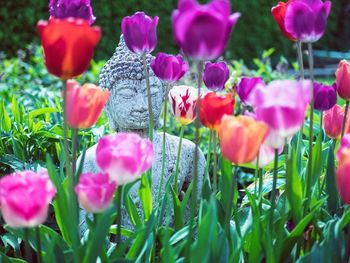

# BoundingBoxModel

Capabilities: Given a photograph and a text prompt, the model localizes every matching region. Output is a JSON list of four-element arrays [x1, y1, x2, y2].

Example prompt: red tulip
[[200, 92, 235, 130], [37, 18, 101, 79], [271, 1, 297, 41]]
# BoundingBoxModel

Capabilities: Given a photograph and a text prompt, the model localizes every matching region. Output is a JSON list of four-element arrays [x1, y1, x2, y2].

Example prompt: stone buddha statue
[[79, 36, 206, 231]]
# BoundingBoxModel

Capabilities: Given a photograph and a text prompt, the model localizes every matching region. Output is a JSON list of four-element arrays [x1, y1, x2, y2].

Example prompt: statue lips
[[131, 112, 149, 122]]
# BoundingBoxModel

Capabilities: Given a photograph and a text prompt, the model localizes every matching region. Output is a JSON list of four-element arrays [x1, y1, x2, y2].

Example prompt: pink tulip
[[96, 133, 154, 185], [0, 170, 56, 228], [323, 104, 350, 139], [336, 134, 350, 162], [168, 85, 199, 125], [251, 80, 312, 148], [336, 60, 350, 101], [75, 173, 116, 213]]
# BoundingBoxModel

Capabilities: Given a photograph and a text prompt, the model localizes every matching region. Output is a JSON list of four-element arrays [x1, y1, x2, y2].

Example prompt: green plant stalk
[[116, 186, 123, 247], [341, 101, 349, 138], [305, 42, 315, 215], [258, 168, 263, 212], [72, 128, 78, 179], [296, 41, 304, 172], [62, 80, 79, 262], [317, 111, 324, 199], [24, 228, 31, 262], [269, 149, 279, 231], [142, 53, 154, 141], [35, 227, 42, 263], [255, 152, 260, 194], [157, 85, 170, 205], [212, 132, 218, 193], [174, 125, 185, 192], [224, 165, 239, 235], [185, 61, 204, 263], [205, 130, 213, 185]]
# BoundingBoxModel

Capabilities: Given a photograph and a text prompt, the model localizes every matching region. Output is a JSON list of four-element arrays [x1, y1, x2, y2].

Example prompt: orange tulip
[[336, 154, 350, 205], [323, 104, 350, 139], [37, 18, 101, 79], [336, 60, 350, 101], [200, 92, 235, 130], [66, 80, 110, 129], [217, 115, 268, 164]]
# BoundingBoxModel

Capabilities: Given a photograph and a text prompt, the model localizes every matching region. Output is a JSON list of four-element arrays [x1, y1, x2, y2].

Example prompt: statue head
[[99, 35, 165, 132]]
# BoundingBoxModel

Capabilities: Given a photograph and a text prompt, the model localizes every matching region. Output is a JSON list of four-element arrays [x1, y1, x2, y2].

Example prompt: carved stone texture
[[78, 35, 206, 234]]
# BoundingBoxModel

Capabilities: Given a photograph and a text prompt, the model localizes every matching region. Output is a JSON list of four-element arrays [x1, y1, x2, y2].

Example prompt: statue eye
[[117, 89, 133, 99]]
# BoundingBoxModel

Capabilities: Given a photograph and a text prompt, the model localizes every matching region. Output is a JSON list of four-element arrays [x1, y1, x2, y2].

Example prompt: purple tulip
[[121, 12, 159, 54], [203, 61, 229, 91], [150, 53, 189, 84], [284, 0, 332, 43], [314, 82, 337, 111], [237, 77, 265, 104], [251, 80, 312, 148], [49, 0, 96, 25], [172, 0, 240, 61]]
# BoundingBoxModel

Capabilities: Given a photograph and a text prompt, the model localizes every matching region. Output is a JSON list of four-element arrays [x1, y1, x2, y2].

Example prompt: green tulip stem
[[72, 128, 78, 179], [269, 149, 279, 231], [341, 101, 349, 138], [305, 42, 315, 216], [24, 228, 31, 262], [205, 130, 213, 186], [185, 60, 204, 263], [116, 186, 123, 247], [142, 53, 154, 141], [174, 125, 185, 192], [297, 41, 304, 80], [255, 151, 260, 194], [224, 165, 239, 235], [35, 227, 42, 263], [212, 132, 218, 193], [157, 84, 170, 205]]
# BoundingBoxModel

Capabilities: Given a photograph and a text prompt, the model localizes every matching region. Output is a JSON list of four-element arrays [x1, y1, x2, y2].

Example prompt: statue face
[[106, 76, 164, 131]]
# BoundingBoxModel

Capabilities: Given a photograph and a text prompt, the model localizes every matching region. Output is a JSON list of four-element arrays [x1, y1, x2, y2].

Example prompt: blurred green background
[[0, 0, 349, 63]]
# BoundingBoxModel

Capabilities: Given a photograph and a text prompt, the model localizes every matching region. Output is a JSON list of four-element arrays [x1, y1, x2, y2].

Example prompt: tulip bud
[[96, 133, 154, 185], [236, 77, 265, 105], [203, 62, 230, 91], [200, 92, 234, 130], [336, 60, 350, 101], [0, 170, 56, 228], [150, 53, 188, 84], [121, 12, 159, 54], [168, 85, 199, 125], [313, 82, 337, 111], [66, 80, 110, 129], [324, 105, 350, 139], [75, 173, 116, 213], [217, 115, 268, 164]]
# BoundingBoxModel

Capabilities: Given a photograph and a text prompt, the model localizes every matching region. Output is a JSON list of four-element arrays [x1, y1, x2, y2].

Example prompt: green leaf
[[11, 96, 21, 123], [325, 142, 339, 214], [170, 185, 184, 230], [0, 100, 11, 132], [125, 194, 142, 227], [82, 205, 116, 263], [138, 173, 152, 221], [285, 150, 303, 223], [28, 107, 59, 118]]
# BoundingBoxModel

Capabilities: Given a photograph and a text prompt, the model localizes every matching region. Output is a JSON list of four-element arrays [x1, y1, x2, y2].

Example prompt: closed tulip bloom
[[336, 134, 350, 161], [150, 53, 189, 84], [217, 115, 268, 164], [336, 60, 350, 101], [37, 18, 101, 79], [284, 0, 332, 43], [75, 173, 116, 213], [236, 77, 265, 105], [336, 153, 350, 205], [169, 85, 199, 125], [96, 133, 154, 185], [172, 0, 240, 61], [323, 105, 350, 139], [313, 82, 337, 111], [66, 80, 110, 129], [200, 92, 234, 129], [203, 62, 230, 91], [121, 12, 159, 54], [251, 80, 312, 148], [0, 170, 56, 228], [271, 1, 297, 41], [49, 0, 96, 25]]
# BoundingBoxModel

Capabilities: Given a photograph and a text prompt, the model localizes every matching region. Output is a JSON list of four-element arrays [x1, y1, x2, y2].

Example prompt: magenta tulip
[[313, 82, 337, 111], [75, 173, 116, 213], [203, 61, 230, 91], [251, 80, 312, 148], [150, 53, 189, 84], [121, 12, 159, 54], [0, 170, 56, 228], [236, 77, 265, 105], [96, 133, 154, 185], [49, 0, 96, 25], [172, 0, 240, 61], [284, 0, 332, 43]]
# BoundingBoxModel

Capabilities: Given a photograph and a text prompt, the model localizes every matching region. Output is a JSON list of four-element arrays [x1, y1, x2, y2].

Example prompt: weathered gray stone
[[78, 35, 206, 234]]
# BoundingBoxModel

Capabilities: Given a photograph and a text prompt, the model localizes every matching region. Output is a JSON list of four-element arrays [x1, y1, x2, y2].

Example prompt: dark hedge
[[1, 0, 349, 63]]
